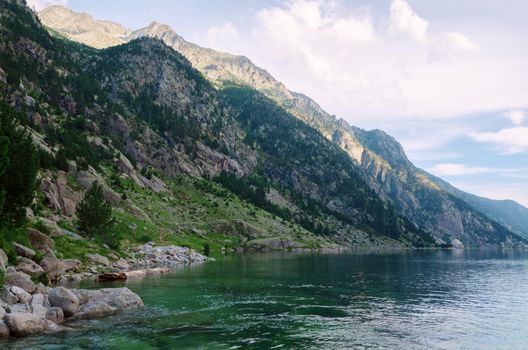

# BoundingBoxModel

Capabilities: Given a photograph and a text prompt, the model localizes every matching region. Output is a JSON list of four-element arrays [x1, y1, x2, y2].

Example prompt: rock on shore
[[0, 284, 143, 338]]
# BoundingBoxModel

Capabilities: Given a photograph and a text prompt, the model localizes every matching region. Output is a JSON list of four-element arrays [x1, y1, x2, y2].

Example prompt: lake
[[5, 249, 528, 349]]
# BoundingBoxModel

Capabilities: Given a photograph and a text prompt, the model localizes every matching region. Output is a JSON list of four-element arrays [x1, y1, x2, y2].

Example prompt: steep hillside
[[0, 0, 436, 253], [37, 5, 528, 246]]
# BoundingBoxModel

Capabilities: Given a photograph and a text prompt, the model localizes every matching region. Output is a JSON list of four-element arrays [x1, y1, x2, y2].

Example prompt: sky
[[28, 0, 528, 207]]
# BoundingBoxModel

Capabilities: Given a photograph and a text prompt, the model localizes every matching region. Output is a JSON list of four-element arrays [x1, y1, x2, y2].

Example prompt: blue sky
[[29, 0, 528, 206]]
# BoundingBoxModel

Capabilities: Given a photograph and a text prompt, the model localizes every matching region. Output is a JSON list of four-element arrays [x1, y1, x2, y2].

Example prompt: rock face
[[5, 313, 46, 337], [48, 287, 79, 317]]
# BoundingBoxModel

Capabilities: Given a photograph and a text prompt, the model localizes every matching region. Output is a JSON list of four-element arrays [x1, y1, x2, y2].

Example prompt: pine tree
[[76, 182, 119, 248], [0, 102, 39, 225]]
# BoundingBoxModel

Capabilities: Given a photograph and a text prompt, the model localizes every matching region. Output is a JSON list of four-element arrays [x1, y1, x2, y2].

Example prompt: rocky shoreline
[[0, 231, 210, 340]]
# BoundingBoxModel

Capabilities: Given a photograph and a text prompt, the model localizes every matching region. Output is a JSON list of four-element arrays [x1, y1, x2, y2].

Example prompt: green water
[[5, 249, 528, 349]]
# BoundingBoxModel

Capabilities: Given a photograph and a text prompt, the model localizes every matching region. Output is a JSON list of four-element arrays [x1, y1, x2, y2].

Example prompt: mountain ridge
[[33, 4, 528, 245]]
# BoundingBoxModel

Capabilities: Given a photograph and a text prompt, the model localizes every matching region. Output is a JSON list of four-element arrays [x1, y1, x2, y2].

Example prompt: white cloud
[[471, 127, 528, 154], [26, 0, 68, 11], [428, 163, 492, 176], [198, 0, 527, 128], [503, 110, 527, 125], [205, 22, 238, 49], [443, 32, 480, 52], [389, 0, 429, 43]]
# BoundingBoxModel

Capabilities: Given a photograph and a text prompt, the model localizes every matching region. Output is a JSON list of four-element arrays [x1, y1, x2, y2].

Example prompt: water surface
[[5, 249, 528, 349]]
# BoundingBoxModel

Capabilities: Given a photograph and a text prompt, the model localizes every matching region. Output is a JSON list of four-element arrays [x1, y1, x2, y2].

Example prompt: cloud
[[389, 0, 429, 43], [26, 0, 68, 11], [443, 32, 480, 52], [471, 127, 528, 153], [503, 110, 527, 125], [204, 22, 238, 49], [428, 163, 492, 176], [198, 0, 526, 128]]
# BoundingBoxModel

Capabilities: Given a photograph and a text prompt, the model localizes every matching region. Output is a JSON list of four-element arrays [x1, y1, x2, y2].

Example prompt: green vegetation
[[76, 182, 120, 249], [0, 101, 39, 226], [0, 268, 5, 288]]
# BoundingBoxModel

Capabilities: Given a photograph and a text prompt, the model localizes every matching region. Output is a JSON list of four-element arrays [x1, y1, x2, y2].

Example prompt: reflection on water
[[4, 249, 528, 349]]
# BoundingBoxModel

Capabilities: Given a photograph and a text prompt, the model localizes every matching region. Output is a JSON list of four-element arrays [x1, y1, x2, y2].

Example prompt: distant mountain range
[[1, 1, 525, 250]]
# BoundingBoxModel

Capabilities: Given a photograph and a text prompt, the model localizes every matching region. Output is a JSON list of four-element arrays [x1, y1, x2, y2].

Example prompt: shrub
[[31, 220, 51, 235]]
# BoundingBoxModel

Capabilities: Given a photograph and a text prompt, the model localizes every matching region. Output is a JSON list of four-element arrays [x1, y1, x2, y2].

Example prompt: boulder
[[68, 302, 116, 321], [0, 287, 18, 304], [13, 243, 36, 259], [35, 283, 50, 295], [10, 286, 32, 304], [39, 254, 60, 280], [49, 228, 83, 240], [108, 253, 119, 260], [112, 259, 130, 271], [58, 259, 82, 273], [46, 307, 64, 325], [27, 228, 55, 254], [31, 294, 48, 319], [0, 320, 9, 338], [41, 256, 82, 281], [0, 306, 5, 319], [6, 271, 37, 293], [87, 254, 110, 266], [451, 239, 465, 249], [48, 287, 79, 317], [16, 257, 45, 278], [5, 312, 45, 337], [0, 249, 8, 270], [7, 303, 31, 314]]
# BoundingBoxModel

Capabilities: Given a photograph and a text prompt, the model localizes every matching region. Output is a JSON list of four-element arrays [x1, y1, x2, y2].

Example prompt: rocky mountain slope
[[37, 5, 528, 246], [1, 0, 431, 253]]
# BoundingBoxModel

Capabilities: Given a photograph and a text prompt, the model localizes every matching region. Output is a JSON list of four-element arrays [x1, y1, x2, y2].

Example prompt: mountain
[[37, 4, 528, 246], [1, 0, 450, 253]]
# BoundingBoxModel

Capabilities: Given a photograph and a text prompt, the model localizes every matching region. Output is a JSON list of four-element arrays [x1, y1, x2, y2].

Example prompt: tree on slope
[[0, 102, 39, 226], [76, 182, 119, 249]]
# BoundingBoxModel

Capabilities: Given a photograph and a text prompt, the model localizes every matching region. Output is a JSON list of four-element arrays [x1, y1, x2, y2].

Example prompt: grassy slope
[[49, 165, 339, 261]]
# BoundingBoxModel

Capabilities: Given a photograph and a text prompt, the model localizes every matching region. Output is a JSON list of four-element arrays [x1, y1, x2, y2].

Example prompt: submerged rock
[[73, 288, 143, 312], [68, 302, 117, 321]]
